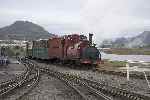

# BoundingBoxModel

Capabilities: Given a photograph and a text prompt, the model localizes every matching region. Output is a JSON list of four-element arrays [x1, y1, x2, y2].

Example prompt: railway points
[[23, 58, 150, 100]]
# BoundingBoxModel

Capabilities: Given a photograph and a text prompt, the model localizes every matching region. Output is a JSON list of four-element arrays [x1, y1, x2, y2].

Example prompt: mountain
[[127, 31, 150, 47], [0, 21, 54, 40], [101, 31, 150, 48]]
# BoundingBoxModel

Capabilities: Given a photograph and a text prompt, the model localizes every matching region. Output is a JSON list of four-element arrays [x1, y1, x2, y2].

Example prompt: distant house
[[100, 40, 113, 48], [0, 40, 27, 48]]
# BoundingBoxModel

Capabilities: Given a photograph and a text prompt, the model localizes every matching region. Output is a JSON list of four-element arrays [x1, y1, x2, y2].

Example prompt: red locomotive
[[27, 33, 101, 66]]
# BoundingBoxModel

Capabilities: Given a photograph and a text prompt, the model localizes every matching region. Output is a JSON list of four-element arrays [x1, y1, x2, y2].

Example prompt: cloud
[[0, 0, 150, 44], [80, 0, 150, 43]]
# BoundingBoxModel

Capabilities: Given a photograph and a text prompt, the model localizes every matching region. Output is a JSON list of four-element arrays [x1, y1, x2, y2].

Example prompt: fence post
[[126, 62, 130, 81]]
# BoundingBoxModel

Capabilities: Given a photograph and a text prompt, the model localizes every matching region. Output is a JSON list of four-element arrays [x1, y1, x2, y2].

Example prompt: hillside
[[101, 31, 150, 48], [127, 31, 150, 47], [0, 21, 54, 40]]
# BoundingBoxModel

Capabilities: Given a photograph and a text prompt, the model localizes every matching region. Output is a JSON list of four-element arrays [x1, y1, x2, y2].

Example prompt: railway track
[[15, 68, 40, 100], [25, 58, 150, 100], [35, 59, 150, 80], [44, 68, 113, 100], [40, 68, 150, 100], [0, 61, 30, 90], [0, 58, 40, 100], [26, 59, 112, 100]]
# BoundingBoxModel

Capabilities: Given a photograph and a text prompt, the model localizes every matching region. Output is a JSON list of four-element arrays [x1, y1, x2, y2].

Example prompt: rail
[[0, 58, 40, 99]]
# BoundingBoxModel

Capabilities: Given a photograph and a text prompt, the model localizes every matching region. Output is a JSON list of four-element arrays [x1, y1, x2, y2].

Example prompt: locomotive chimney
[[89, 33, 93, 46]]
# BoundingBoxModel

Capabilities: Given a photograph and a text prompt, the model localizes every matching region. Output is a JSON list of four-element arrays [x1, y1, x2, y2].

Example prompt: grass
[[97, 59, 126, 70], [4, 46, 26, 57], [103, 48, 150, 55]]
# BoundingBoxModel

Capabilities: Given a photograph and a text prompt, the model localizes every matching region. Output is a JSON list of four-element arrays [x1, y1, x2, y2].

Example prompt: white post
[[139, 61, 150, 89], [126, 63, 130, 81], [143, 71, 150, 88]]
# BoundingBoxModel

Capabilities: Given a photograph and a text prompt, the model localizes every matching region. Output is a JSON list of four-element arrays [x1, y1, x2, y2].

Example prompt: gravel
[[21, 74, 82, 100], [1, 59, 150, 100], [37, 62, 150, 97], [0, 58, 25, 83]]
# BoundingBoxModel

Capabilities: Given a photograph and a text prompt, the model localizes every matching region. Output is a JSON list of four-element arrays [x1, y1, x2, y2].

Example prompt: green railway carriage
[[32, 47, 49, 59], [32, 48, 37, 58], [31, 39, 49, 60], [39, 48, 49, 59]]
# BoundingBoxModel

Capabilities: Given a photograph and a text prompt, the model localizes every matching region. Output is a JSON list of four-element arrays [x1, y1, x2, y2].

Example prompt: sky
[[0, 0, 150, 43]]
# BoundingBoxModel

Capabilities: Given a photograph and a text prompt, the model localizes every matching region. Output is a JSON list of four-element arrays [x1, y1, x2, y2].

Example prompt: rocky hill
[[101, 31, 150, 48], [0, 21, 54, 40], [127, 31, 150, 47]]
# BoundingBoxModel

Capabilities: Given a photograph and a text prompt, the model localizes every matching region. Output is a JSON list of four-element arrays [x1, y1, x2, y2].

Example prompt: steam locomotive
[[26, 33, 101, 66]]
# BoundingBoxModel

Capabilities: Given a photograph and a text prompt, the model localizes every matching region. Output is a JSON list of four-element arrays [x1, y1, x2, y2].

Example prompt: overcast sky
[[0, 0, 150, 43]]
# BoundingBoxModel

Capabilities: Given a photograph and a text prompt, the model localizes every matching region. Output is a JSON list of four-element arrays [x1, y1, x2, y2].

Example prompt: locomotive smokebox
[[89, 33, 93, 46]]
